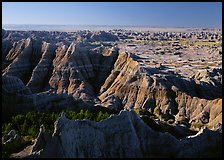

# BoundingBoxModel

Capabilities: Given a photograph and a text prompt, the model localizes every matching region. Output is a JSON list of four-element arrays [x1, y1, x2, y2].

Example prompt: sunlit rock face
[[48, 42, 119, 101], [99, 51, 222, 128]]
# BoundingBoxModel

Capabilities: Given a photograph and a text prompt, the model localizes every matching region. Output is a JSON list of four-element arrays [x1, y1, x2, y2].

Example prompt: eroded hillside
[[2, 29, 222, 158]]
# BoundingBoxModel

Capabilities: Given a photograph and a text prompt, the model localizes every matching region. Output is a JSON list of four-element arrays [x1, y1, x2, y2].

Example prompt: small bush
[[2, 123, 13, 135], [191, 123, 205, 129], [179, 118, 191, 128], [167, 119, 175, 124], [161, 114, 175, 122]]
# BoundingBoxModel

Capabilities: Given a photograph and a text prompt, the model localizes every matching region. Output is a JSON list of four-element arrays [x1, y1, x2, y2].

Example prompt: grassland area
[[129, 39, 220, 47]]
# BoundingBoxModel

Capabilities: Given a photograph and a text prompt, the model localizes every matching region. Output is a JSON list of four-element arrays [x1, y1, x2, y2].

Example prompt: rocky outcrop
[[3, 38, 43, 84], [2, 75, 35, 119], [192, 68, 222, 86], [49, 42, 119, 101], [2, 32, 119, 115], [2, 130, 18, 144], [175, 93, 222, 130], [2, 130, 27, 157], [2, 75, 78, 118], [2, 39, 12, 64], [2, 35, 222, 130], [88, 31, 119, 42], [2, 30, 222, 158], [25, 110, 222, 158], [2, 75, 32, 95], [26, 42, 57, 93], [2, 32, 119, 101], [99, 51, 222, 129]]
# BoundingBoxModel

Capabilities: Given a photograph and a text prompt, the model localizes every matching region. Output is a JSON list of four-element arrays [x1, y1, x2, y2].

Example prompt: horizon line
[[2, 24, 222, 29]]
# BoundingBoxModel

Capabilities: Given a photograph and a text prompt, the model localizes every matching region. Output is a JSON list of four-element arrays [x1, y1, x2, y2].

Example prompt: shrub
[[191, 123, 205, 129], [134, 108, 140, 114], [167, 119, 175, 124], [2, 123, 13, 135], [161, 114, 175, 122], [179, 119, 191, 128]]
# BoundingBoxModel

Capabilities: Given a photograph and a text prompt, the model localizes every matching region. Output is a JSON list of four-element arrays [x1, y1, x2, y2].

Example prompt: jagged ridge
[[24, 110, 221, 158]]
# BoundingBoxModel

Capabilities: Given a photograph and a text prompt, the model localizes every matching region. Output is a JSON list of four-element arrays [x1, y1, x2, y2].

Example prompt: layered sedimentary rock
[[2, 30, 222, 128], [2, 75, 77, 119], [99, 51, 222, 129], [2, 34, 119, 100], [2, 29, 222, 158], [2, 39, 12, 64], [3, 38, 43, 84], [26, 42, 57, 93], [24, 110, 222, 158], [49, 42, 119, 101], [2, 32, 119, 116]]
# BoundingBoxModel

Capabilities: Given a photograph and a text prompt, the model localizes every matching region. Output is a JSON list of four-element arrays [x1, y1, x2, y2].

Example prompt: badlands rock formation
[[24, 111, 221, 158], [2, 29, 222, 158], [2, 30, 119, 117], [99, 51, 222, 129], [2, 75, 76, 120]]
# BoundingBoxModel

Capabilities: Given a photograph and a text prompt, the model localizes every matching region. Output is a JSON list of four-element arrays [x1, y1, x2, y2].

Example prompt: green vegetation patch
[[2, 109, 112, 158], [2, 109, 112, 139], [194, 41, 219, 46]]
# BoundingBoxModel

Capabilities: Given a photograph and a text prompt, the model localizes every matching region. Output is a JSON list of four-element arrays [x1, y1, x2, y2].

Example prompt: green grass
[[194, 41, 219, 46], [179, 40, 190, 45]]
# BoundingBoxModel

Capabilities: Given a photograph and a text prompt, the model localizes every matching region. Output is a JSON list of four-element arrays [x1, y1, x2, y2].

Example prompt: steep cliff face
[[2, 39, 13, 65], [2, 35, 119, 116], [49, 42, 119, 101], [2, 75, 77, 119], [3, 38, 43, 84], [2, 36, 119, 99], [99, 51, 222, 128], [26, 42, 57, 93], [2, 75, 34, 119], [25, 110, 221, 158]]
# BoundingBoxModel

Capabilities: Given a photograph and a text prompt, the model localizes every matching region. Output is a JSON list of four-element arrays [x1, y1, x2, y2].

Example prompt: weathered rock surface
[[99, 51, 222, 129], [2, 75, 35, 119], [2, 130, 26, 157], [26, 42, 57, 93], [2, 130, 17, 144], [24, 110, 222, 158], [2, 75, 78, 118], [2, 31, 119, 115], [88, 31, 119, 42], [2, 32, 119, 102], [2, 30, 222, 130], [3, 37, 43, 84], [49, 42, 119, 101], [2, 39, 13, 65], [2, 30, 222, 158]]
